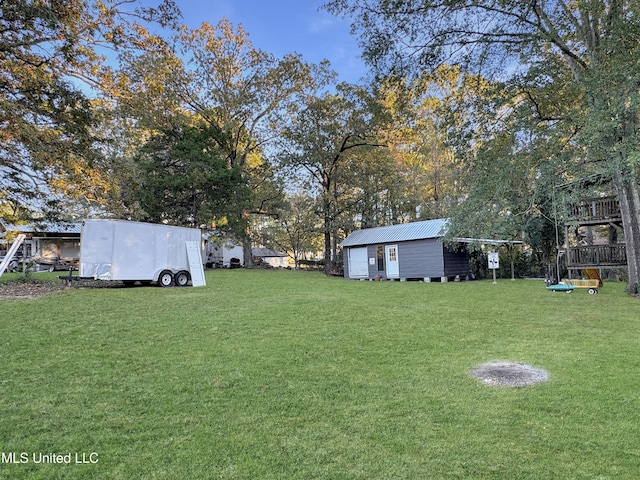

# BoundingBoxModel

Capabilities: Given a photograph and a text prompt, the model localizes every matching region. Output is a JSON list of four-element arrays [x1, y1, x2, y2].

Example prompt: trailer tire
[[175, 270, 190, 287], [158, 270, 174, 287]]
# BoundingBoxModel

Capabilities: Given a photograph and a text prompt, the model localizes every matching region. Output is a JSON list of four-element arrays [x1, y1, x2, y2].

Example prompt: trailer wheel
[[588, 288, 598, 294], [158, 270, 174, 287], [175, 270, 190, 287]]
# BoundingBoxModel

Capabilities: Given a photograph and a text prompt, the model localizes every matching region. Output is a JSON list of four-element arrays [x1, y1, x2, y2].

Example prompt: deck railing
[[566, 244, 627, 267], [567, 196, 621, 222]]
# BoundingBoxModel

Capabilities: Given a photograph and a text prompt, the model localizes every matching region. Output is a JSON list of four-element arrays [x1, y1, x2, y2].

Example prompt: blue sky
[[175, 0, 367, 84]]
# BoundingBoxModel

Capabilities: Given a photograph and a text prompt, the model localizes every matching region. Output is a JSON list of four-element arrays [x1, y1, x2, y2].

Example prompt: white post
[[0, 234, 26, 277]]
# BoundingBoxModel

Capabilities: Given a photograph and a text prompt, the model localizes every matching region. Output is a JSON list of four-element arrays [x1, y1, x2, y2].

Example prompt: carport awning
[[453, 238, 524, 245]]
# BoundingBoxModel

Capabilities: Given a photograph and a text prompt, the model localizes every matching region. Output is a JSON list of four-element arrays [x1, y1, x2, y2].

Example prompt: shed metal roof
[[341, 218, 449, 247]]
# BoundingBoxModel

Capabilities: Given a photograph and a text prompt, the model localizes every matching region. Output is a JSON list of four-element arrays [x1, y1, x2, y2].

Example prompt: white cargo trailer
[[79, 219, 205, 287]]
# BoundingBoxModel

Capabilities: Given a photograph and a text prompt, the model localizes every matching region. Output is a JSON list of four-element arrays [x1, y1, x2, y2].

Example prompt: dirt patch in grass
[[0, 279, 68, 298], [470, 361, 549, 387], [0, 277, 135, 298]]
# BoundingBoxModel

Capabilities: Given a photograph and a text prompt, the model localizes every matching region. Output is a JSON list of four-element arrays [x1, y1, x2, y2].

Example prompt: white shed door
[[348, 247, 369, 278], [385, 245, 399, 278]]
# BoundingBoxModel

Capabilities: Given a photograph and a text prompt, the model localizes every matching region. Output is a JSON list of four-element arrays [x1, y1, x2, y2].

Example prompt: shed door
[[385, 245, 399, 278], [348, 247, 369, 278]]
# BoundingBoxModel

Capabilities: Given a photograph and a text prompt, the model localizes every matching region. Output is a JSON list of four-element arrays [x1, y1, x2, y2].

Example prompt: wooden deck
[[566, 196, 621, 224], [566, 244, 627, 268], [562, 195, 628, 270]]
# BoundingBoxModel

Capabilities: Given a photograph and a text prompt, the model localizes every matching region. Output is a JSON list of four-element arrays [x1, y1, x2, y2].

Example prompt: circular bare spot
[[470, 361, 549, 387]]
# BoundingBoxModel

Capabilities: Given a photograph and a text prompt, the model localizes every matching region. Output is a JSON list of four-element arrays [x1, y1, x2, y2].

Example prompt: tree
[[170, 20, 334, 266], [343, 146, 410, 228], [260, 193, 322, 269], [376, 66, 473, 221], [0, 0, 180, 219], [134, 122, 244, 226], [325, 0, 640, 294], [280, 84, 387, 274]]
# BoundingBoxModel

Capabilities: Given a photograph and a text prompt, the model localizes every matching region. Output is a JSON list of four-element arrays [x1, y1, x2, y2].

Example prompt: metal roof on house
[[252, 247, 288, 258], [341, 218, 449, 247], [0, 219, 82, 235]]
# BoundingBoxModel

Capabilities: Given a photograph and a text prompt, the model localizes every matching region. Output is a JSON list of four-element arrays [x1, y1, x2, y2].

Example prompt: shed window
[[376, 246, 385, 271], [388, 247, 397, 262]]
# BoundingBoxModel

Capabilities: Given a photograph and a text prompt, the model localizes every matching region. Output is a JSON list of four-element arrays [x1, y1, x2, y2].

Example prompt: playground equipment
[[546, 280, 600, 294], [546, 282, 576, 293], [562, 268, 602, 294], [546, 265, 602, 294], [560, 278, 600, 294]]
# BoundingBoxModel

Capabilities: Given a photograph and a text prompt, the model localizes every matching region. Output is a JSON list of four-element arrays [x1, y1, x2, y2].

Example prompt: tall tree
[[280, 84, 387, 274], [325, 0, 640, 293], [173, 20, 334, 265], [344, 146, 410, 228], [134, 122, 244, 226], [260, 192, 322, 269], [0, 0, 180, 219], [376, 66, 473, 221]]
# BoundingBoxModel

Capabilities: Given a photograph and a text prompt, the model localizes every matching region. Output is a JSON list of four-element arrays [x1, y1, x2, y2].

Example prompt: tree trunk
[[242, 234, 253, 269], [331, 233, 338, 272], [323, 216, 332, 275], [612, 170, 640, 295], [322, 192, 335, 275]]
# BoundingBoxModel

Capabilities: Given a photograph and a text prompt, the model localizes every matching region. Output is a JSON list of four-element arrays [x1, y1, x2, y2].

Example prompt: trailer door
[[79, 220, 115, 280]]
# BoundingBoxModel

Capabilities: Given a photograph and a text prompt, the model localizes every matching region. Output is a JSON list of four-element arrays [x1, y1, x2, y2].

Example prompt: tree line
[[2, 1, 640, 293]]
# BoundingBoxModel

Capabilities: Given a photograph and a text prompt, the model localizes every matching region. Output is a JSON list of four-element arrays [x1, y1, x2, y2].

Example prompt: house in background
[[341, 218, 470, 282], [0, 220, 81, 270], [252, 247, 289, 268]]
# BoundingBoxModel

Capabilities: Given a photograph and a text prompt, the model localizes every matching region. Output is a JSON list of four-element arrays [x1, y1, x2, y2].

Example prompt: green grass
[[1, 270, 640, 479]]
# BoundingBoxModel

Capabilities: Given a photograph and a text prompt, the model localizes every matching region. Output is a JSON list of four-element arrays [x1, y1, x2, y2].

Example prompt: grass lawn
[[1, 269, 640, 479]]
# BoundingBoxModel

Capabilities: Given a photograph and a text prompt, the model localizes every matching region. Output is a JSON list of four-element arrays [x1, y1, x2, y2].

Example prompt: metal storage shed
[[341, 218, 469, 281]]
